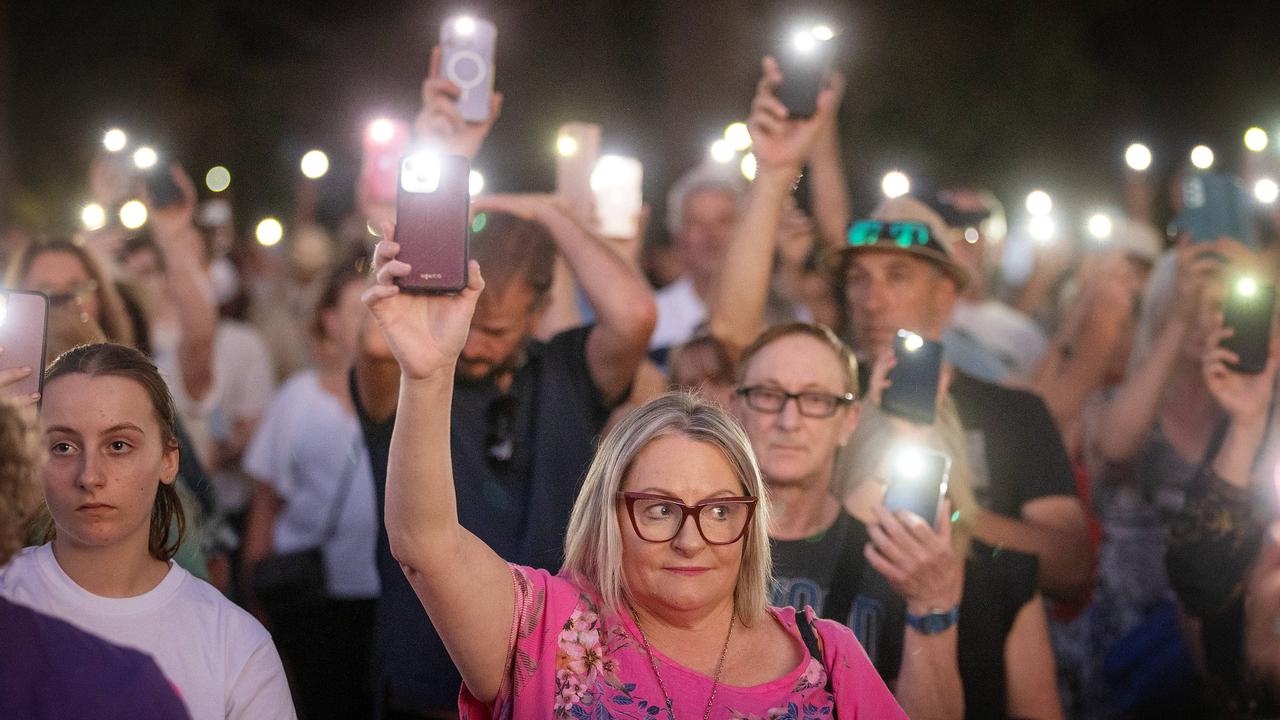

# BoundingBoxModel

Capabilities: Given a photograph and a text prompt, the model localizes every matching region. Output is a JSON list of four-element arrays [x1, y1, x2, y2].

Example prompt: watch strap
[[905, 605, 960, 635]]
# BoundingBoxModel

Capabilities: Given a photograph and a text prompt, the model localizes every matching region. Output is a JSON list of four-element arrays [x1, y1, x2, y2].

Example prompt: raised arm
[[364, 234, 514, 703], [707, 56, 839, 357], [471, 194, 656, 404], [805, 72, 850, 251]]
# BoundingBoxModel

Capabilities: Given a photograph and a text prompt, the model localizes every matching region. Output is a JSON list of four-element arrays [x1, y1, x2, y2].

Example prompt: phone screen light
[[1237, 277, 1259, 298], [132, 146, 158, 170], [1245, 127, 1269, 153], [1190, 145, 1215, 170], [369, 118, 396, 144], [1025, 190, 1052, 216], [1124, 143, 1152, 171], [469, 169, 485, 197], [881, 171, 910, 199], [81, 203, 107, 231], [891, 446, 926, 481], [724, 122, 752, 152], [119, 200, 148, 229], [1087, 213, 1113, 241], [300, 150, 330, 179], [556, 134, 579, 157], [454, 16, 477, 35], [102, 128, 128, 153], [256, 218, 284, 247], [1255, 178, 1278, 205], [205, 166, 231, 193]]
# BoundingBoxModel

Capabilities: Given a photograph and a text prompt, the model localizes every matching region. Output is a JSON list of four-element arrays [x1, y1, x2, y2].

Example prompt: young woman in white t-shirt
[[0, 343, 295, 720]]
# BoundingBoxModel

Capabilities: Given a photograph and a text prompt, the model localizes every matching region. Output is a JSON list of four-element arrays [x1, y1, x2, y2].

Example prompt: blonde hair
[[836, 397, 978, 556], [562, 392, 773, 625]]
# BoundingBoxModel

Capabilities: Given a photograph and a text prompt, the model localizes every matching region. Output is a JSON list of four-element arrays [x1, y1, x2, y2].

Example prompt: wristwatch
[[905, 605, 960, 635]]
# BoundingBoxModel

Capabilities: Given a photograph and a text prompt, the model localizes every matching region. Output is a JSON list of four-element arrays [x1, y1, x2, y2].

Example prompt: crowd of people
[[3, 24, 1280, 720]]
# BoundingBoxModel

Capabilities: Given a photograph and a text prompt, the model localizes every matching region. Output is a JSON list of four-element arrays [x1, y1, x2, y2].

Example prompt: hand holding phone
[[0, 291, 49, 405], [145, 163, 187, 209], [881, 330, 943, 424], [1175, 172, 1257, 249], [591, 155, 643, 239], [393, 153, 471, 294], [775, 26, 835, 117], [1221, 276, 1276, 374], [882, 445, 951, 529], [440, 16, 497, 124]]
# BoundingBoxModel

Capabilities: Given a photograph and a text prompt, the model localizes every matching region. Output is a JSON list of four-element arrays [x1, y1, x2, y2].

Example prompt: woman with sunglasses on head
[[365, 236, 904, 718], [0, 343, 294, 720]]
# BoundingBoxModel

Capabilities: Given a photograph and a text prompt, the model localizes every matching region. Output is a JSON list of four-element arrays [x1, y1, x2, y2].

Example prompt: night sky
[[3, 0, 1279, 244]]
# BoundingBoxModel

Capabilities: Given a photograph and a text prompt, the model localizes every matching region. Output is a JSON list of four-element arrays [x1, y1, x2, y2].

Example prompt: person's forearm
[[355, 353, 401, 423], [1035, 331, 1119, 450], [535, 255, 583, 341], [973, 509, 1092, 601], [895, 629, 963, 720], [385, 369, 462, 571], [1098, 319, 1188, 463], [706, 169, 794, 356], [1214, 416, 1269, 489], [159, 225, 218, 402], [807, 129, 851, 251]]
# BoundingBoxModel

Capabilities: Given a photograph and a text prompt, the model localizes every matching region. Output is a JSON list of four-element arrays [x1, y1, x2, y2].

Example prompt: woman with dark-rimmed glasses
[[364, 236, 905, 718]]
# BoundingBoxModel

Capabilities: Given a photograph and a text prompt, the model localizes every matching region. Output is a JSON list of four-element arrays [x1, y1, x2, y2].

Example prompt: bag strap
[[796, 610, 838, 719], [318, 437, 362, 544], [821, 515, 868, 625]]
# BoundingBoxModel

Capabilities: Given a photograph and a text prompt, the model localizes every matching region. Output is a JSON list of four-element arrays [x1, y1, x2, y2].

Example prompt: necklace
[[626, 601, 736, 720]]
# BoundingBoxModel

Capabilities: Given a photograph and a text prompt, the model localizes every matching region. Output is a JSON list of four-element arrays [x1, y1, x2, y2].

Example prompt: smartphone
[[145, 164, 185, 208], [776, 30, 834, 117], [883, 446, 950, 528], [882, 330, 943, 425], [441, 16, 497, 124], [591, 155, 643, 239], [1175, 172, 1257, 248], [360, 118, 411, 206], [555, 122, 601, 226], [394, 153, 470, 293], [1222, 277, 1275, 374], [0, 290, 50, 401]]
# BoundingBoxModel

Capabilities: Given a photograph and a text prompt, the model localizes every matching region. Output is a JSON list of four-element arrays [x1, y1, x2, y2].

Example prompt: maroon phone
[[0, 290, 49, 401], [394, 153, 470, 294]]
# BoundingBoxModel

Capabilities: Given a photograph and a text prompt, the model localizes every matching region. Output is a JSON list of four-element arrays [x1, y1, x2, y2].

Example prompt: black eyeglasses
[[736, 386, 854, 419], [618, 491, 757, 545]]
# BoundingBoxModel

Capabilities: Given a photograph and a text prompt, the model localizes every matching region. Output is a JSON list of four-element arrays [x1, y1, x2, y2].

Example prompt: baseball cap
[[834, 194, 971, 289]]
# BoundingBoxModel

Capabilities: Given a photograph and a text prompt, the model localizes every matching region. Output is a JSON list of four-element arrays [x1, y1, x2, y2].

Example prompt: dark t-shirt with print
[[773, 513, 1040, 718], [352, 325, 616, 714]]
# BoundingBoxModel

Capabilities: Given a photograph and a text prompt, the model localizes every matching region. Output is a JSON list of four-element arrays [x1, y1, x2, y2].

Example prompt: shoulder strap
[[796, 610, 838, 719], [822, 515, 868, 624]]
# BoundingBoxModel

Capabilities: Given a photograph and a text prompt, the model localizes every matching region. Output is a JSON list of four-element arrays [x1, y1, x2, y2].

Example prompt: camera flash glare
[[455, 16, 477, 35]]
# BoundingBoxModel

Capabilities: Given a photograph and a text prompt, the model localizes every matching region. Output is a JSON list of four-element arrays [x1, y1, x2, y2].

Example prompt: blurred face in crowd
[[734, 334, 858, 490], [669, 339, 736, 409], [457, 277, 543, 382], [321, 279, 369, 363], [677, 188, 738, 287], [618, 435, 747, 617], [119, 245, 166, 318], [23, 250, 103, 326], [844, 250, 958, 358], [41, 373, 178, 558]]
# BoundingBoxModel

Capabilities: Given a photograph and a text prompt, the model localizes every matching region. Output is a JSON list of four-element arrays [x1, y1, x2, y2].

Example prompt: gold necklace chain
[[627, 601, 736, 720]]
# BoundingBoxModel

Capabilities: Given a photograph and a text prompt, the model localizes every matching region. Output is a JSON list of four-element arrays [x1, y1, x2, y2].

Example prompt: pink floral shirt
[[459, 565, 905, 720]]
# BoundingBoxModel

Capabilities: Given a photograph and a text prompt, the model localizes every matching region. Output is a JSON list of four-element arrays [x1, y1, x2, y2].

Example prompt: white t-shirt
[[154, 319, 277, 512], [0, 544, 295, 720], [242, 370, 380, 599], [650, 276, 707, 350], [949, 299, 1049, 382]]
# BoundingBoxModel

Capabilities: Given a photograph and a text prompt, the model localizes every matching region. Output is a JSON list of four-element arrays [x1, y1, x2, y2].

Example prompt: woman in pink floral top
[[364, 216, 905, 719]]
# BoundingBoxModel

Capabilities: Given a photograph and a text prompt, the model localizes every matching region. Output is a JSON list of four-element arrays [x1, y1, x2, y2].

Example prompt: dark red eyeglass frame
[[617, 491, 758, 545]]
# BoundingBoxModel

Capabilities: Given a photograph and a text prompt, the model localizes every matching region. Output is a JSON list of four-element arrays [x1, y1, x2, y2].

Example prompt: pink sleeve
[[813, 614, 909, 720], [458, 564, 580, 719]]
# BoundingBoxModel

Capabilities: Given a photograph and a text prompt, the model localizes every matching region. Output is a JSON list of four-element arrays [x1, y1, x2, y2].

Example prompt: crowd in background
[[2, 21, 1280, 720]]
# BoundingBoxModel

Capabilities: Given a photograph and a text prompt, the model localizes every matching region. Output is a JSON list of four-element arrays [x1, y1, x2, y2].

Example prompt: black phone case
[[394, 154, 471, 294], [776, 42, 833, 118], [1223, 282, 1275, 375], [883, 450, 950, 529], [0, 290, 49, 402], [882, 334, 943, 425], [146, 170, 184, 208]]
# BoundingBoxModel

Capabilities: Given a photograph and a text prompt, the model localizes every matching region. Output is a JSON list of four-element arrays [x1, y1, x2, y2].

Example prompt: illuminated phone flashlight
[[739, 152, 757, 181], [102, 128, 128, 153], [119, 200, 148, 229], [1124, 143, 1152, 171], [709, 138, 735, 164], [256, 218, 284, 247], [1237, 277, 1259, 298], [81, 203, 107, 231], [890, 445, 926, 481], [469, 169, 485, 197], [1245, 127, 1269, 153], [556, 133, 579, 157], [132, 146, 158, 170], [1190, 145, 1214, 170], [897, 329, 925, 353], [1025, 190, 1052, 216], [453, 16, 477, 35], [401, 152, 442, 193], [881, 171, 910, 199], [811, 24, 835, 41], [1087, 213, 1113, 241], [724, 122, 752, 152], [300, 150, 330, 179], [205, 166, 231, 193], [1255, 178, 1278, 205], [368, 118, 397, 145], [791, 28, 819, 53]]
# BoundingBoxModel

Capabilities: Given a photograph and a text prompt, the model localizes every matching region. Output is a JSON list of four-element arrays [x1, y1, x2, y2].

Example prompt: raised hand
[[1202, 317, 1280, 424], [362, 223, 485, 380], [146, 163, 199, 242], [0, 347, 40, 407], [415, 45, 504, 160], [748, 56, 840, 177], [865, 499, 964, 616]]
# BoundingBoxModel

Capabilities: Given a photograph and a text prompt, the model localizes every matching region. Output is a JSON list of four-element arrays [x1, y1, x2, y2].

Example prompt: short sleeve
[[242, 384, 297, 495], [545, 325, 624, 425], [812, 614, 909, 719], [1010, 391, 1077, 505], [225, 636, 296, 720], [220, 325, 276, 422]]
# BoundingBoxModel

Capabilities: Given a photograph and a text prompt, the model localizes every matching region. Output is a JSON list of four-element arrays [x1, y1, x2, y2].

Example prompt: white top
[[650, 276, 707, 350], [949, 299, 1049, 382], [0, 544, 295, 720], [154, 319, 277, 512], [242, 370, 380, 599]]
